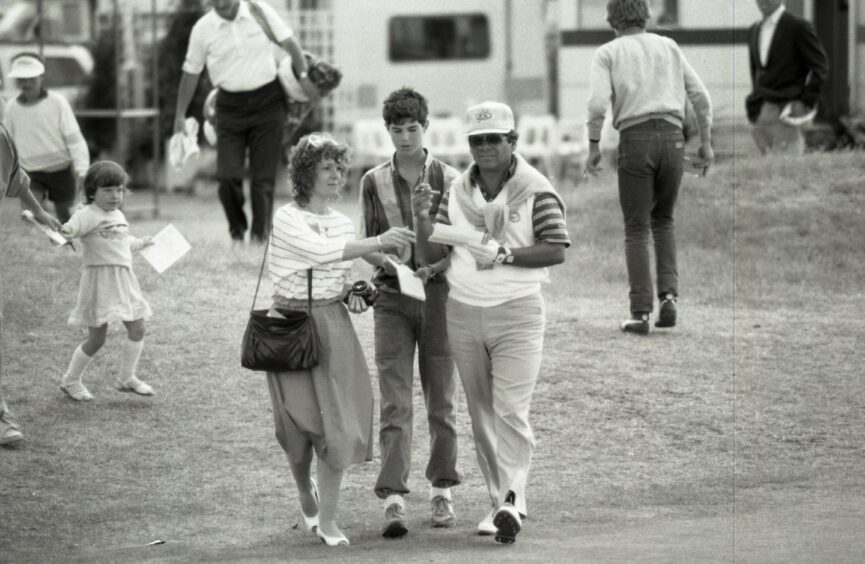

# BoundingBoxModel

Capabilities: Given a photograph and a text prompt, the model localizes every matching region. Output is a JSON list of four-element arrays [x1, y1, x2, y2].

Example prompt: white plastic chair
[[350, 118, 392, 170], [427, 117, 471, 170], [556, 119, 588, 184], [517, 114, 559, 179]]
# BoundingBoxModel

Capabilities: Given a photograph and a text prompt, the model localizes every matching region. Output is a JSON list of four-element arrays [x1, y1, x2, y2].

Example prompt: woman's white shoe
[[300, 479, 320, 532], [316, 528, 349, 546]]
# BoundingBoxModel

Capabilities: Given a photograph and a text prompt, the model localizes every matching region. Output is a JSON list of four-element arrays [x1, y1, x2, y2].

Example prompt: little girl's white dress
[[61, 205, 152, 327]]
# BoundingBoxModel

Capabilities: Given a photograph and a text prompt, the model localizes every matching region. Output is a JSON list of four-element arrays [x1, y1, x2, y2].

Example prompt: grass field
[[1, 151, 864, 563]]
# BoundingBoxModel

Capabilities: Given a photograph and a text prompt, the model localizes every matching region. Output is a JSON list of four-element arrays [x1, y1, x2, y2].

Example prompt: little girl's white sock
[[61, 345, 93, 386], [120, 339, 144, 385]]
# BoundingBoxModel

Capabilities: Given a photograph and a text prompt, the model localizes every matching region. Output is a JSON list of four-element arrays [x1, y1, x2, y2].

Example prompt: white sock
[[430, 486, 452, 500], [120, 339, 144, 384], [61, 345, 93, 386]]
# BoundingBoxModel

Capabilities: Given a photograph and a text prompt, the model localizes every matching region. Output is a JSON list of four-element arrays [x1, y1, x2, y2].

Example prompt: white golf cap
[[464, 101, 515, 136], [8, 54, 45, 79]]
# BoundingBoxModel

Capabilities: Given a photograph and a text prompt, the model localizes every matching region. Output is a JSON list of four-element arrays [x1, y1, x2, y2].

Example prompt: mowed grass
[[0, 151, 864, 563]]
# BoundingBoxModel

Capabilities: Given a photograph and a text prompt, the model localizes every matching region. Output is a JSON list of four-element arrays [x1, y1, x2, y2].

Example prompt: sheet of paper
[[428, 223, 487, 247], [21, 210, 70, 247], [139, 224, 191, 274], [385, 258, 426, 302]]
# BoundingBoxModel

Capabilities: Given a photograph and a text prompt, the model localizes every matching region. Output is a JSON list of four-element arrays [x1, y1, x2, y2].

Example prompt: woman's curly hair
[[606, 0, 650, 31], [287, 133, 352, 206]]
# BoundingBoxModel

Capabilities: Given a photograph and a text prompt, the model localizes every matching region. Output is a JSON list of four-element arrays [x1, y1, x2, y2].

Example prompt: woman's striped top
[[268, 203, 354, 301]]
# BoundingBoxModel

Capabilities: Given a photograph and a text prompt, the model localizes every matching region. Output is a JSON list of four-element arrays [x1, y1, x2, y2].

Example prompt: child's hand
[[142, 236, 155, 248]]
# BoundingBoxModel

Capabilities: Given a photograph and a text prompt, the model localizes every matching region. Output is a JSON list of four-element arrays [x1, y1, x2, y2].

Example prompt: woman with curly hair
[[585, 0, 714, 334], [265, 133, 415, 546]]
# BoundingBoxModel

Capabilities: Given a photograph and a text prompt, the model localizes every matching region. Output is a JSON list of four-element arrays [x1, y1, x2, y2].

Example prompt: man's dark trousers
[[215, 79, 286, 242]]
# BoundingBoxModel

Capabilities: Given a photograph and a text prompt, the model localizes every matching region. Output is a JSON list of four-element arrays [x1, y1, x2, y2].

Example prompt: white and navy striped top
[[268, 204, 354, 301]]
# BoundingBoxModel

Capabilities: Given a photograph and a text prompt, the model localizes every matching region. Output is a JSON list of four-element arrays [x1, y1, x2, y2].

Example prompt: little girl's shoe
[[116, 376, 154, 396], [60, 382, 93, 402]]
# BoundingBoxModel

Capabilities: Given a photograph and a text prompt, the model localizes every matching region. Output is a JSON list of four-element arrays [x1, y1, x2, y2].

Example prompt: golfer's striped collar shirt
[[182, 1, 294, 92]]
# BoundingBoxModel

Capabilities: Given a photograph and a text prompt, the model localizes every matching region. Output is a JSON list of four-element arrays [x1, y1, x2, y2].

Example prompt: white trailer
[[278, 0, 551, 136]]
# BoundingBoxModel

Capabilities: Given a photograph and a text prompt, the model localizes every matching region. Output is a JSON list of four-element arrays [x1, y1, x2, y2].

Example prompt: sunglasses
[[468, 134, 508, 148]]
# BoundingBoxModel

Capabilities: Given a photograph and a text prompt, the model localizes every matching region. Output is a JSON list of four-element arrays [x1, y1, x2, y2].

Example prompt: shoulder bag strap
[[250, 236, 314, 315], [247, 0, 280, 46], [250, 235, 270, 313]]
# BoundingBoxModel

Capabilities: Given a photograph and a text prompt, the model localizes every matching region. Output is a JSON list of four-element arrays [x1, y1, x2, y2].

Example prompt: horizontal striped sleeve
[[434, 186, 451, 225], [270, 207, 347, 266], [532, 193, 570, 246]]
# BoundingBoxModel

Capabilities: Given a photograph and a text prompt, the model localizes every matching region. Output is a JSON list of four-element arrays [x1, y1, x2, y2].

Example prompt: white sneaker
[[477, 509, 497, 536]]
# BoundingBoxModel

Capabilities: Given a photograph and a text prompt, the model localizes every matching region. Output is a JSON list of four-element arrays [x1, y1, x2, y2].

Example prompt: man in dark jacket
[[746, 0, 828, 155]]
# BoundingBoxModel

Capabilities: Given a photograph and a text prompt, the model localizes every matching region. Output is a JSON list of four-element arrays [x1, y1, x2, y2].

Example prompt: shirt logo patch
[[509, 210, 520, 223], [475, 110, 493, 121]]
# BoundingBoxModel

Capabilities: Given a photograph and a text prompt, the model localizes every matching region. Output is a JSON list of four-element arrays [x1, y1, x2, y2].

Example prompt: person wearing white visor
[[2, 52, 89, 223], [412, 101, 570, 544]]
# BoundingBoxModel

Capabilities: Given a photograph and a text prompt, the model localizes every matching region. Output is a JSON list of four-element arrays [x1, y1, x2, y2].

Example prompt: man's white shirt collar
[[216, 1, 252, 26], [762, 4, 785, 27]]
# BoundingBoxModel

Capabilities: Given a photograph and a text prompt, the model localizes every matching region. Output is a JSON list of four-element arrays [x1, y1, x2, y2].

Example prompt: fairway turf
[[1, 151, 863, 563]]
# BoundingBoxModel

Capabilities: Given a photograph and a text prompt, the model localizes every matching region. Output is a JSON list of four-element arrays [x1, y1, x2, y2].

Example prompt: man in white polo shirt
[[412, 101, 570, 545], [173, 0, 317, 243]]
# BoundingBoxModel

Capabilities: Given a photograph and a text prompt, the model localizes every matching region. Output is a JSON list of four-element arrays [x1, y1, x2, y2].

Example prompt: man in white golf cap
[[1, 122, 62, 446], [3, 52, 89, 223], [412, 101, 570, 544]]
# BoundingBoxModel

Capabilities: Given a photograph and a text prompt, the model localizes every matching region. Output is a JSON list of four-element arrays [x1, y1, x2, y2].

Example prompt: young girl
[[58, 161, 155, 401]]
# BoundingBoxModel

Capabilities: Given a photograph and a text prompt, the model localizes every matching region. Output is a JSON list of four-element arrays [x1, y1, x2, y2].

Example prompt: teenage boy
[[359, 88, 461, 537], [3, 52, 89, 223]]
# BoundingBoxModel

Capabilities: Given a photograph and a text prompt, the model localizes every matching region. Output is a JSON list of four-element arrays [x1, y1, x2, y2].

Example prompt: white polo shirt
[[182, 1, 294, 92]]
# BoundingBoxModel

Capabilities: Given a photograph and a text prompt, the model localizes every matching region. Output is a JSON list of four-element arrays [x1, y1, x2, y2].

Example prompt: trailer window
[[389, 14, 490, 62]]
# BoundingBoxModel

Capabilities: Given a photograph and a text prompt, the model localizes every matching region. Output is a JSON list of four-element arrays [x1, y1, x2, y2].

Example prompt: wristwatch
[[495, 246, 513, 265]]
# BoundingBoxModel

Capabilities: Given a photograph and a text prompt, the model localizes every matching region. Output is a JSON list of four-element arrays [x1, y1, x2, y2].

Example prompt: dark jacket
[[746, 10, 828, 123]]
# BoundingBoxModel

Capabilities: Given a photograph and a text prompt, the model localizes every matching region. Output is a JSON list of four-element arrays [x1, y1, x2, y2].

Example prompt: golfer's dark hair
[[83, 161, 129, 204], [382, 87, 429, 127], [606, 0, 650, 30], [287, 133, 352, 207]]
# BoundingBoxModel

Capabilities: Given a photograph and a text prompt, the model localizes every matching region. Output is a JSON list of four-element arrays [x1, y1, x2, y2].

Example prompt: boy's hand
[[380, 257, 398, 276], [411, 183, 438, 219], [142, 236, 156, 248], [414, 266, 433, 284]]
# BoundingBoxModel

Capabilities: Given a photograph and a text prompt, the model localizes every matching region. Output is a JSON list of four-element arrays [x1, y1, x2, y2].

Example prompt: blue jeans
[[617, 119, 684, 315], [373, 281, 460, 498]]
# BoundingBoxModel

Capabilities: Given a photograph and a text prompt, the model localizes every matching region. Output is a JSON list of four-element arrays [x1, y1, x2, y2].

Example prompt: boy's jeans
[[617, 119, 684, 315], [373, 281, 460, 498]]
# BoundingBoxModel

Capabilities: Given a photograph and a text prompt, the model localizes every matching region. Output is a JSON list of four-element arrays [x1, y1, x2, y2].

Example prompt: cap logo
[[475, 110, 493, 121]]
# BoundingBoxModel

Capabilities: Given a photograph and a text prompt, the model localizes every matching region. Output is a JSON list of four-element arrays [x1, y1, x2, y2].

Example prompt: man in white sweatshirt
[[3, 53, 89, 223]]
